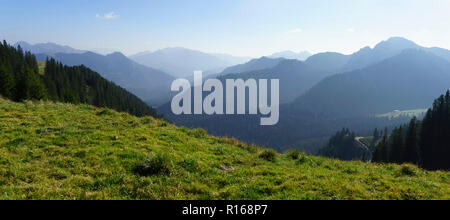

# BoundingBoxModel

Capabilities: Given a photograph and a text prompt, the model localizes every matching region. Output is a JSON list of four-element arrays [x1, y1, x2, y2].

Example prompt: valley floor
[[0, 99, 448, 200]]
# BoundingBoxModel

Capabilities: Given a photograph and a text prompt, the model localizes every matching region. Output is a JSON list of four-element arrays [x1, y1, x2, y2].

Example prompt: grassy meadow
[[0, 98, 448, 200]]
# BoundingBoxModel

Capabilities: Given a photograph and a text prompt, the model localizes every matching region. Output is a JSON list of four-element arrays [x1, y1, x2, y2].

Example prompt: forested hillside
[[35, 51, 175, 107], [373, 91, 450, 170], [0, 41, 157, 117], [316, 92, 449, 171], [318, 129, 366, 161]]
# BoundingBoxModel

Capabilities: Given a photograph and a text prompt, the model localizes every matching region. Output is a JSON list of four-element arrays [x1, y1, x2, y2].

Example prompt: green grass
[[0, 99, 449, 200]]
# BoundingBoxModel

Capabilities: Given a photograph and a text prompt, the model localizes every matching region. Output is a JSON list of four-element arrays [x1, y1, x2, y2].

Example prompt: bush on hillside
[[285, 150, 303, 160], [259, 149, 277, 162], [134, 153, 172, 176]]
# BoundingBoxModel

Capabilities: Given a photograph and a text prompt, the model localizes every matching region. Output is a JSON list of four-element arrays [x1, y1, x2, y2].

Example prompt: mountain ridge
[[160, 41, 450, 153], [14, 41, 87, 54], [130, 47, 250, 78], [292, 49, 450, 117], [269, 50, 312, 61], [35, 51, 175, 107]]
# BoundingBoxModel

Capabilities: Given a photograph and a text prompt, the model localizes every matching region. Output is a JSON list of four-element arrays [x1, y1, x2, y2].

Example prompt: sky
[[1, 0, 450, 57]]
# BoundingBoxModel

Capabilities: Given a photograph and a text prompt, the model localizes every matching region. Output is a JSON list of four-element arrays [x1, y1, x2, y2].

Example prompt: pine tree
[[14, 66, 31, 101], [373, 128, 380, 140], [0, 65, 14, 99], [28, 69, 47, 100], [419, 92, 450, 170], [390, 126, 405, 164], [370, 128, 380, 151], [404, 117, 420, 164], [420, 109, 433, 168], [373, 128, 389, 163]]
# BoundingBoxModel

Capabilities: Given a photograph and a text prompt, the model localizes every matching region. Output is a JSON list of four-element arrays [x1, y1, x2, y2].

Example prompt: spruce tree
[[373, 143, 383, 162], [390, 126, 405, 164], [0, 65, 14, 99], [28, 69, 47, 100], [14, 66, 31, 101], [404, 117, 420, 164]]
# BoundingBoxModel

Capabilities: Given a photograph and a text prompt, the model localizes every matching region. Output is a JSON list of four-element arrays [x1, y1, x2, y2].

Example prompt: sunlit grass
[[0, 98, 448, 200]]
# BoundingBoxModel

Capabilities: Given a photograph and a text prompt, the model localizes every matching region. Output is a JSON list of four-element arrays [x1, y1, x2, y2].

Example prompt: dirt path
[[355, 137, 373, 162]]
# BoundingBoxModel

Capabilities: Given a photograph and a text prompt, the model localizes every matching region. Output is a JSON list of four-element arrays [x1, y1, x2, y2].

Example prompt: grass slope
[[0, 99, 449, 200]]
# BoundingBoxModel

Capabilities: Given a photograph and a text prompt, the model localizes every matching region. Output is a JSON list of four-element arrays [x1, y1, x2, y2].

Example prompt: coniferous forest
[[318, 129, 366, 161], [373, 91, 450, 170], [0, 41, 157, 117]]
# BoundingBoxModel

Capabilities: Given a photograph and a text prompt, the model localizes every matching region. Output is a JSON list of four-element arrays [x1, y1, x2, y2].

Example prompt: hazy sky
[[1, 0, 450, 57]]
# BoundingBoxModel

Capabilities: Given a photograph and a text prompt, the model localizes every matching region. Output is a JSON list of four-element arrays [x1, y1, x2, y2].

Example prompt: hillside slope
[[220, 57, 286, 75], [0, 99, 448, 200], [0, 41, 156, 117], [292, 49, 450, 117], [35, 52, 175, 107]]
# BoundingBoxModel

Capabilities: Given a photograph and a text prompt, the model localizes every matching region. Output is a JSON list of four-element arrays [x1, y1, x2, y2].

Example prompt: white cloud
[[347, 28, 355, 33], [96, 12, 119, 20], [287, 28, 303, 34]]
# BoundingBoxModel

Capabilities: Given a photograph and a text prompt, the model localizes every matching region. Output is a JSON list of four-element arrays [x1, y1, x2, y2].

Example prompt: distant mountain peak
[[153, 47, 201, 54], [374, 37, 419, 50], [342, 37, 422, 71], [107, 51, 127, 57], [270, 50, 312, 61], [83, 51, 99, 56], [14, 41, 32, 47], [130, 47, 249, 78], [258, 56, 273, 60], [130, 50, 152, 57], [219, 56, 286, 76], [358, 46, 372, 52], [386, 36, 416, 43]]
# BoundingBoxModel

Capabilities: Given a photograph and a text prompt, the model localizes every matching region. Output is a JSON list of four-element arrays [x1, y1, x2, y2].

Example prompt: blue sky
[[1, 0, 450, 57]]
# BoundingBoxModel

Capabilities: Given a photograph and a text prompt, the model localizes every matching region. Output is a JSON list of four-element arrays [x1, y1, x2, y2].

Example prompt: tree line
[[0, 40, 158, 117], [373, 91, 450, 170], [318, 128, 367, 161]]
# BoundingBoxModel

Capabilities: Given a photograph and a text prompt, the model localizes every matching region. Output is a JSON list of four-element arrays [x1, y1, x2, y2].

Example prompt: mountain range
[[159, 37, 450, 153], [220, 57, 285, 75], [197, 37, 450, 105], [208, 52, 350, 104], [35, 51, 175, 107], [16, 42, 253, 106], [269, 50, 312, 61], [130, 47, 251, 78], [292, 49, 450, 117], [1, 41, 157, 117], [14, 41, 86, 54]]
